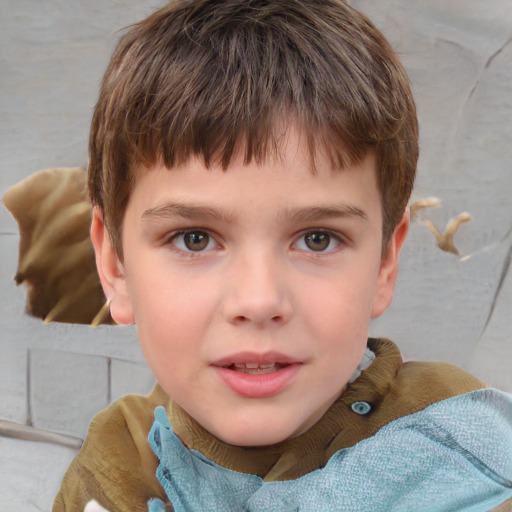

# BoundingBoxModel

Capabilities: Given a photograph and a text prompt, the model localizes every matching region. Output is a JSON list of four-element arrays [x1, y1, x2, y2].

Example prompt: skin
[[91, 128, 409, 447]]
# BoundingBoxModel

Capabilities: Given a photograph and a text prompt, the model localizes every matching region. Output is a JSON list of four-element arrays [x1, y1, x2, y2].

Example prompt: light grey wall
[[357, 1, 512, 388], [1, 1, 511, 510]]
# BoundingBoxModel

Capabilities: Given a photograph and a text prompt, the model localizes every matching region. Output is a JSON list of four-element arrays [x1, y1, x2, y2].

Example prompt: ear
[[90, 207, 135, 325], [371, 209, 410, 318]]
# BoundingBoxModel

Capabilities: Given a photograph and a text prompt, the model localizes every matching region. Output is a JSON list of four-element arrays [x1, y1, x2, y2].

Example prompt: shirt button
[[351, 401, 372, 415]]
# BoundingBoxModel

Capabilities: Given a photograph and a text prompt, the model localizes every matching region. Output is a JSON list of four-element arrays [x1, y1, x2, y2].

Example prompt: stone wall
[[1, 1, 511, 510]]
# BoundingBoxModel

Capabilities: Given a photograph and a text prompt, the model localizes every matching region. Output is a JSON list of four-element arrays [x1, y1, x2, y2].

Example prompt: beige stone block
[[0, 343, 28, 424], [30, 349, 109, 438], [0, 436, 78, 512]]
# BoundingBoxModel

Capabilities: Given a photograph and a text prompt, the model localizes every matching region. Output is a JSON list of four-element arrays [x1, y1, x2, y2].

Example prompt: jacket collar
[[165, 338, 402, 481]]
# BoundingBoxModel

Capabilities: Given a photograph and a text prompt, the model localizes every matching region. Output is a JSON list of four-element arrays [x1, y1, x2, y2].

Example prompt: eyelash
[[293, 229, 345, 254], [165, 228, 346, 256], [167, 229, 220, 255]]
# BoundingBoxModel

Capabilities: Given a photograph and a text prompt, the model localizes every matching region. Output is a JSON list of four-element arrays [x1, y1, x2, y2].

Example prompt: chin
[[212, 418, 303, 447], [223, 431, 289, 447]]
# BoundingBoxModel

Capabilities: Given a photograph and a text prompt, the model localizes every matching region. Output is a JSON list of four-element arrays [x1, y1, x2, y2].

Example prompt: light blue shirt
[[147, 389, 512, 512]]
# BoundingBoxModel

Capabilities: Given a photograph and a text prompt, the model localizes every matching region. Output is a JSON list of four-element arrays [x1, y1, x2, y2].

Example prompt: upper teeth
[[233, 363, 276, 370], [230, 362, 283, 374]]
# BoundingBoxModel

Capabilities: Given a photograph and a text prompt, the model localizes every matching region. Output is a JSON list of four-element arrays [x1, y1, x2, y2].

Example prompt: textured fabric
[[53, 339, 505, 511], [149, 389, 512, 512], [53, 386, 170, 511]]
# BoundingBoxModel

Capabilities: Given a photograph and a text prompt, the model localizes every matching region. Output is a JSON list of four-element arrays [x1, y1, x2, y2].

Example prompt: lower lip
[[214, 364, 301, 398]]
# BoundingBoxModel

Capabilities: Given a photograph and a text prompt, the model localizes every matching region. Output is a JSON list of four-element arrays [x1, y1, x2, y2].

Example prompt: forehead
[[127, 129, 381, 227]]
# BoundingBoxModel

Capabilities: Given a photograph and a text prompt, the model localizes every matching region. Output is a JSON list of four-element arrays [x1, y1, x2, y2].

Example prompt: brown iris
[[184, 231, 210, 251], [304, 232, 330, 251]]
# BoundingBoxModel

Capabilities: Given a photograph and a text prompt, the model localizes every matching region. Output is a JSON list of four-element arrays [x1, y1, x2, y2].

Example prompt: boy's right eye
[[170, 230, 217, 252]]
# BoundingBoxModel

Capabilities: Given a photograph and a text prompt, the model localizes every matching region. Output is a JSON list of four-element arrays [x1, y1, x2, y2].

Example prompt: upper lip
[[211, 351, 302, 367]]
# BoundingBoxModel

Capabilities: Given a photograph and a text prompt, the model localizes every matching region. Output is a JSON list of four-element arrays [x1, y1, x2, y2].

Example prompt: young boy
[[54, 1, 512, 510]]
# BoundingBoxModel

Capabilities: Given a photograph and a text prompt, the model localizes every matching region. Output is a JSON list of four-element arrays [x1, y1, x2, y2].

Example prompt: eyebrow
[[141, 202, 235, 223], [283, 205, 368, 223], [141, 202, 368, 224]]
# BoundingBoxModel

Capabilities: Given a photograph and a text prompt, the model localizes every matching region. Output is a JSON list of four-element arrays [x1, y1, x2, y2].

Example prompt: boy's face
[[93, 128, 408, 446]]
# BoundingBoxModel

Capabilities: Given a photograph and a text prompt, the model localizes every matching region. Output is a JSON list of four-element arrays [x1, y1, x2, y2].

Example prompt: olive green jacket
[[53, 339, 511, 512]]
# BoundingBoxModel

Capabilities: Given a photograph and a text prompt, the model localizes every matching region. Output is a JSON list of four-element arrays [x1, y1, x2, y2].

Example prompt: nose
[[222, 250, 293, 326]]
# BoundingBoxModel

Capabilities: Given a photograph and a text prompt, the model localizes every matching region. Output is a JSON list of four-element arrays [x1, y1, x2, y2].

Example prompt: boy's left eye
[[170, 230, 218, 252], [294, 231, 341, 252]]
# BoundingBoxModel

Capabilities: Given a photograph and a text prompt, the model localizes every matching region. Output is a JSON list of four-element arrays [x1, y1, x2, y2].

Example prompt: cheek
[[128, 270, 219, 363], [128, 260, 212, 324], [136, 293, 204, 350], [303, 272, 377, 336], [134, 297, 202, 393]]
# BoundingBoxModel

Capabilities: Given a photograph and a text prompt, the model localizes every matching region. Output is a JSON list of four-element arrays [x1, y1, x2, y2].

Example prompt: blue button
[[351, 401, 372, 415]]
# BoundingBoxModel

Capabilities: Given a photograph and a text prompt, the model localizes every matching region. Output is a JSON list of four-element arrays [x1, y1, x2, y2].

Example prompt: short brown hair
[[89, 0, 418, 256]]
